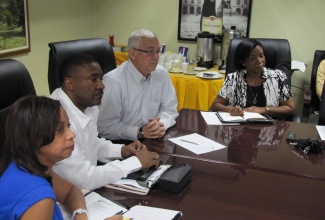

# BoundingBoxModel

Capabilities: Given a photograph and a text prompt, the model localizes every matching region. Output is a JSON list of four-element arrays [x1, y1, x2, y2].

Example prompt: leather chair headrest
[[48, 38, 116, 93], [226, 38, 292, 82]]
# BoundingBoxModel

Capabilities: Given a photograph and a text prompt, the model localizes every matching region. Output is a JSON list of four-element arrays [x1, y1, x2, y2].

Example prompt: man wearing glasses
[[98, 29, 178, 142]]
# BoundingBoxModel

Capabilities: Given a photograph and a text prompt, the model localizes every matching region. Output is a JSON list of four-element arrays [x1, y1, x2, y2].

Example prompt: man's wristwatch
[[137, 127, 144, 139], [72, 208, 88, 219]]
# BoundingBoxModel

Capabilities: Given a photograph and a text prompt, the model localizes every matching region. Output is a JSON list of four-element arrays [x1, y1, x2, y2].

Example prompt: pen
[[180, 139, 199, 145], [115, 210, 124, 215]]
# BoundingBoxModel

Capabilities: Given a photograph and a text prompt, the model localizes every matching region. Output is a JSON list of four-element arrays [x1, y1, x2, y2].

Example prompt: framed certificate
[[177, 0, 253, 42]]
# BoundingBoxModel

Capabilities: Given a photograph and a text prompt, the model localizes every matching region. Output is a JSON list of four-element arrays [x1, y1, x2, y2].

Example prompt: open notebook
[[216, 111, 273, 124], [85, 191, 182, 220]]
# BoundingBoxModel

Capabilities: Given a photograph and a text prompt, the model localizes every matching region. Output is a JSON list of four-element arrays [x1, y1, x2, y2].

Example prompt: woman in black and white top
[[211, 39, 295, 119]]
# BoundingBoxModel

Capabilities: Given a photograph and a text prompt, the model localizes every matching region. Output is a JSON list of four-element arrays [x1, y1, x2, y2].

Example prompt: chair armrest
[[307, 113, 319, 125], [290, 110, 301, 123]]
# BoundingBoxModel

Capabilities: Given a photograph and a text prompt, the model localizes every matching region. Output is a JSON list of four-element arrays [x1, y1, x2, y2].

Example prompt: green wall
[[2, 0, 95, 96], [3, 0, 325, 109]]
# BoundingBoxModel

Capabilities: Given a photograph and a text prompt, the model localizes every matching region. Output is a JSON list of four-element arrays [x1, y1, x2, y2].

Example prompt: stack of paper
[[105, 165, 171, 195], [84, 192, 182, 220], [105, 178, 150, 195]]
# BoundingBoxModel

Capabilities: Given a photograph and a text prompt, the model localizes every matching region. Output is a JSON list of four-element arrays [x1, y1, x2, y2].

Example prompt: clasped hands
[[142, 117, 165, 139], [121, 141, 160, 168], [229, 106, 266, 116]]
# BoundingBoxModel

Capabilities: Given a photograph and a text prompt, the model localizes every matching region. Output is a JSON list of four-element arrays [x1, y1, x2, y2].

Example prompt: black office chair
[[0, 59, 36, 152], [225, 38, 300, 122], [48, 38, 116, 93], [226, 38, 292, 83], [306, 50, 325, 124]]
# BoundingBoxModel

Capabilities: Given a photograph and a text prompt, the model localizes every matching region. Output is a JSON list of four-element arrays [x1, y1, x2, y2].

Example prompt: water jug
[[219, 26, 242, 70], [196, 32, 215, 69]]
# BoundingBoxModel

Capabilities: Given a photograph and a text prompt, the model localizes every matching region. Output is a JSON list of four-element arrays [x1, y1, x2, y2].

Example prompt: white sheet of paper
[[200, 111, 239, 125], [291, 60, 306, 72], [85, 192, 127, 219], [169, 133, 226, 154], [316, 125, 325, 140], [111, 179, 148, 190], [123, 205, 182, 220]]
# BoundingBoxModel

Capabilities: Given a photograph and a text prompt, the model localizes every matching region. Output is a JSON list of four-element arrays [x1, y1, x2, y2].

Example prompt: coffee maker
[[219, 26, 242, 70], [196, 32, 215, 69]]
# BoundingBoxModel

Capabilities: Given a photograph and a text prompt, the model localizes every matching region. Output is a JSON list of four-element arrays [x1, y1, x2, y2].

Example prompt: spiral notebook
[[84, 191, 182, 220], [216, 111, 273, 124]]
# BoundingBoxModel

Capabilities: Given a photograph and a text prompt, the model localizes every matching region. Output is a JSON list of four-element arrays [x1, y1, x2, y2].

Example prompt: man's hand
[[143, 118, 165, 139], [136, 148, 160, 168], [121, 141, 145, 158]]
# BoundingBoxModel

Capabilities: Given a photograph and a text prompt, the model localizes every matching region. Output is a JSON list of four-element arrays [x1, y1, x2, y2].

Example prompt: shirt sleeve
[[316, 60, 325, 99], [15, 185, 56, 219], [218, 73, 237, 104], [157, 71, 179, 129], [96, 136, 123, 161], [98, 75, 139, 141], [53, 140, 142, 191], [277, 70, 292, 102]]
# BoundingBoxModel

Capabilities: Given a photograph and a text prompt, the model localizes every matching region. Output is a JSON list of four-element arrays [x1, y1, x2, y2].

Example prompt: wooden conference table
[[143, 109, 325, 181], [97, 156, 325, 220], [97, 109, 325, 219]]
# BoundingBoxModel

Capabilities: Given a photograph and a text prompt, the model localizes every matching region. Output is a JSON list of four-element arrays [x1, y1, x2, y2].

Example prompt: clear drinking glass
[[187, 60, 195, 74]]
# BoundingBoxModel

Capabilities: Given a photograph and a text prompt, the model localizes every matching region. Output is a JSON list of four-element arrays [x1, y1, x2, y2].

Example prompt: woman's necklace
[[248, 85, 261, 105]]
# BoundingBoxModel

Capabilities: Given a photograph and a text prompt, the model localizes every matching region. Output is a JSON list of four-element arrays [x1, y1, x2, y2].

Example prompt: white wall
[[250, 0, 325, 108], [3, 0, 325, 109], [94, 0, 325, 109]]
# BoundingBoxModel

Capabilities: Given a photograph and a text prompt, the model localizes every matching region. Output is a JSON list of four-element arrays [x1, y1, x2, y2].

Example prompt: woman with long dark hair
[[0, 96, 122, 220]]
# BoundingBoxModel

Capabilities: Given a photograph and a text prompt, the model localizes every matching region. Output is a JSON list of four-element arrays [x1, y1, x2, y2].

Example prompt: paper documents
[[200, 111, 239, 125], [146, 165, 171, 188], [123, 205, 182, 220], [169, 133, 226, 154], [105, 165, 171, 195], [291, 60, 306, 72], [84, 192, 182, 220], [105, 178, 150, 195], [316, 125, 325, 140], [85, 192, 127, 219]]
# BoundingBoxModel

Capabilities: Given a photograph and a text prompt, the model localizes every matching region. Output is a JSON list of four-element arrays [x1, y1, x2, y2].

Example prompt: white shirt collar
[[53, 88, 93, 129], [127, 61, 151, 84]]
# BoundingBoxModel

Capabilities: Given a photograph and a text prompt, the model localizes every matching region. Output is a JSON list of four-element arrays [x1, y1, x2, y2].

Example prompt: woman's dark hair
[[0, 96, 61, 180], [234, 39, 264, 72], [59, 53, 99, 85]]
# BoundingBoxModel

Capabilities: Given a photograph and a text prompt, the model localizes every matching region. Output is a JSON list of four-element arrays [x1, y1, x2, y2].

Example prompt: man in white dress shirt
[[50, 53, 159, 190], [98, 29, 179, 141]]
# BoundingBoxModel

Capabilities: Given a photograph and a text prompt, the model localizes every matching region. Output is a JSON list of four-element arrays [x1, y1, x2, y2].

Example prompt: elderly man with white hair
[[98, 29, 178, 141]]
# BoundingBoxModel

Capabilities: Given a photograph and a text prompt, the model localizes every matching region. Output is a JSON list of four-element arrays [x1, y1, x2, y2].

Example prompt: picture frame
[[0, 0, 30, 56], [178, 0, 252, 42]]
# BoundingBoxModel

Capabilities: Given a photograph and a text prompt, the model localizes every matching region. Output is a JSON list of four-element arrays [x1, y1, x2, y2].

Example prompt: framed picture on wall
[[178, 0, 252, 42], [0, 0, 30, 56]]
